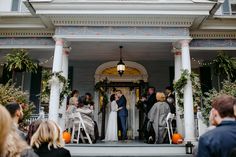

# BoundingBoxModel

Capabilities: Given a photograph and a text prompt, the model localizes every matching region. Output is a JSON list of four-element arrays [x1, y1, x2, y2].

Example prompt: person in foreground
[[31, 120, 71, 157], [197, 94, 236, 157], [0, 105, 38, 157], [5, 103, 26, 139]]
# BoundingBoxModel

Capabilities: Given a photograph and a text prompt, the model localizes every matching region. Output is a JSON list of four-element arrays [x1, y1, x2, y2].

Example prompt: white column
[[48, 38, 64, 123], [180, 40, 195, 142], [174, 49, 184, 136], [58, 47, 70, 130]]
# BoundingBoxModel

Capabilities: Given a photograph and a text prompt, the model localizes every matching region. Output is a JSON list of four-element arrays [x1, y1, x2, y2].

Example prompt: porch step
[[66, 143, 192, 157]]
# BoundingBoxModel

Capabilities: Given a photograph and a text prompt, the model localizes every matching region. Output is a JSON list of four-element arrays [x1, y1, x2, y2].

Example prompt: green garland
[[173, 70, 202, 112], [94, 79, 109, 113], [44, 71, 71, 106]]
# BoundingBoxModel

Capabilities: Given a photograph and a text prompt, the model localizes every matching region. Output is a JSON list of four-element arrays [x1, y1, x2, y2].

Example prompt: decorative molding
[[190, 39, 236, 49], [55, 26, 189, 37], [0, 37, 55, 48], [0, 30, 54, 37], [49, 15, 195, 27], [191, 32, 236, 39]]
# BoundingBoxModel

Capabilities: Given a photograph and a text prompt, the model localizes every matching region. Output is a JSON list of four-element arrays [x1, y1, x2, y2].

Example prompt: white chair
[[71, 112, 93, 144], [165, 113, 175, 144]]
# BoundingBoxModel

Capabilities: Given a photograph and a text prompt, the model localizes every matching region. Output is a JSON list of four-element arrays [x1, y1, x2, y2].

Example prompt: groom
[[116, 90, 128, 140]]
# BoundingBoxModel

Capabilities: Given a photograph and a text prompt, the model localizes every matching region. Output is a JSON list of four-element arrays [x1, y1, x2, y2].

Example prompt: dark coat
[[197, 121, 236, 157], [34, 143, 71, 157], [116, 95, 128, 117], [146, 93, 157, 113]]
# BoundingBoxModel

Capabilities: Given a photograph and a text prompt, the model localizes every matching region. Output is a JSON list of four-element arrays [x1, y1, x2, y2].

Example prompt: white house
[[0, 0, 236, 144]]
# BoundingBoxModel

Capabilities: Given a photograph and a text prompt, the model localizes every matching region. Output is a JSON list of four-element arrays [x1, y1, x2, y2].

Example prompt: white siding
[[0, 0, 12, 11]]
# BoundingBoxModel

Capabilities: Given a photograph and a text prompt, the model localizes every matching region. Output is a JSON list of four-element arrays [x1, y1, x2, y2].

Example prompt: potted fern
[[5, 49, 38, 88]]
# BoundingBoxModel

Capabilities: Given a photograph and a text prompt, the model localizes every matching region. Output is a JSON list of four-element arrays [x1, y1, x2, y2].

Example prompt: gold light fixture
[[117, 46, 125, 76]]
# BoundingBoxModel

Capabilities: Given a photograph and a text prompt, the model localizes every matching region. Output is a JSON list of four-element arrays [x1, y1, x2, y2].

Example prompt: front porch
[[65, 142, 192, 157]]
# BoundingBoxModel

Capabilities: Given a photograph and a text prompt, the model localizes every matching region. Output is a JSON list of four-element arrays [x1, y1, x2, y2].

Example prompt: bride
[[105, 94, 122, 141]]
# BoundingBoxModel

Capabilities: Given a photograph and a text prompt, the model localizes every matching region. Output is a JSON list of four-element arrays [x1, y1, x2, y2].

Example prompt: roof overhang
[[29, 0, 215, 16]]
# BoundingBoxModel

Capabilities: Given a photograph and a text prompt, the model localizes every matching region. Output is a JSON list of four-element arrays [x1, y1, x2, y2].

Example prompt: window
[[222, 0, 236, 15], [222, 0, 230, 14], [11, 0, 20, 11], [231, 4, 236, 14]]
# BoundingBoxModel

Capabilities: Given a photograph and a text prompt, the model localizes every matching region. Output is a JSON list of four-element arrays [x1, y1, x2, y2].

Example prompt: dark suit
[[197, 121, 236, 157], [34, 143, 71, 157], [117, 95, 128, 139], [146, 93, 157, 113]]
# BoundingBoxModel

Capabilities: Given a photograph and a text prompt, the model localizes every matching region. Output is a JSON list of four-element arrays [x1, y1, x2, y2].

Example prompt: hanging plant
[[5, 49, 38, 76], [43, 71, 71, 105], [173, 70, 202, 112]]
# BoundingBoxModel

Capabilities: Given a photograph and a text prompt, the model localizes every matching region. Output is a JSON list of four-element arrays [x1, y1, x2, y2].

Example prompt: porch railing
[[26, 113, 48, 124]]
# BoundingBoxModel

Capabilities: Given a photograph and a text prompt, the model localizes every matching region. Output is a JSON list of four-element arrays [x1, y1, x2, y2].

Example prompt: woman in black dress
[[30, 120, 71, 157]]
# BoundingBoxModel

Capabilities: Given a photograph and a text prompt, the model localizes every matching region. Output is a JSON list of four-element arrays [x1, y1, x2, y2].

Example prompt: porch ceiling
[[69, 42, 173, 61], [0, 41, 235, 67]]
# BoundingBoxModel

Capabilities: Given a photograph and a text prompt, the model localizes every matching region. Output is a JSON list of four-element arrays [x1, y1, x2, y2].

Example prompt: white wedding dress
[[105, 100, 118, 141]]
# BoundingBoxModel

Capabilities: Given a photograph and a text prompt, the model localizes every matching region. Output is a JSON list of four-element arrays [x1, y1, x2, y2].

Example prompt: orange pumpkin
[[63, 131, 71, 144], [172, 133, 183, 144]]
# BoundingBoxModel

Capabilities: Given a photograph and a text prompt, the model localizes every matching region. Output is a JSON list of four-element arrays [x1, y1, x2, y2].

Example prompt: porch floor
[[65, 140, 193, 157]]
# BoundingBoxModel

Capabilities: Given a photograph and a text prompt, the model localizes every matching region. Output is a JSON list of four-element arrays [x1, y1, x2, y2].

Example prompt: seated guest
[[75, 96, 95, 141], [67, 90, 79, 112], [65, 97, 79, 129], [31, 120, 71, 157], [84, 93, 95, 110], [148, 92, 170, 144]]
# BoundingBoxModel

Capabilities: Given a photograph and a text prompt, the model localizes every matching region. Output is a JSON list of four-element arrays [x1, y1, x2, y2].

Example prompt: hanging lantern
[[117, 46, 125, 76]]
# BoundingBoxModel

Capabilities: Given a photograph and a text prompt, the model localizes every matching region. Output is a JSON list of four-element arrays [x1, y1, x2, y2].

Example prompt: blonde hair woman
[[0, 105, 38, 157], [31, 120, 71, 157], [0, 105, 12, 156], [148, 92, 170, 144]]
